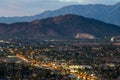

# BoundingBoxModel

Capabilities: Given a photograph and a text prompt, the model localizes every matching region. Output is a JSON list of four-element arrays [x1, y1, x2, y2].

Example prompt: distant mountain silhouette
[[0, 3, 120, 26], [0, 14, 120, 39]]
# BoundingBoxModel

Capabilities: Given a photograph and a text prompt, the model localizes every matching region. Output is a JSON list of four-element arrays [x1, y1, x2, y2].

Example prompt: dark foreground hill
[[0, 14, 120, 39]]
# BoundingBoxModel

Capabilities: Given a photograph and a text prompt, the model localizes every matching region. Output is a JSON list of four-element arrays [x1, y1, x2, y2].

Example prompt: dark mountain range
[[0, 14, 120, 39], [0, 3, 120, 26]]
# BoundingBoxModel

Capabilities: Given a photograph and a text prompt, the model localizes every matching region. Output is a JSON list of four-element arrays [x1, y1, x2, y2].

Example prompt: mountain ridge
[[0, 3, 120, 26], [0, 14, 120, 39]]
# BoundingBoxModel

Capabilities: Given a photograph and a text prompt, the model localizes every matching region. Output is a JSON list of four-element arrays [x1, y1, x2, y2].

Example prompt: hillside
[[0, 14, 120, 39]]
